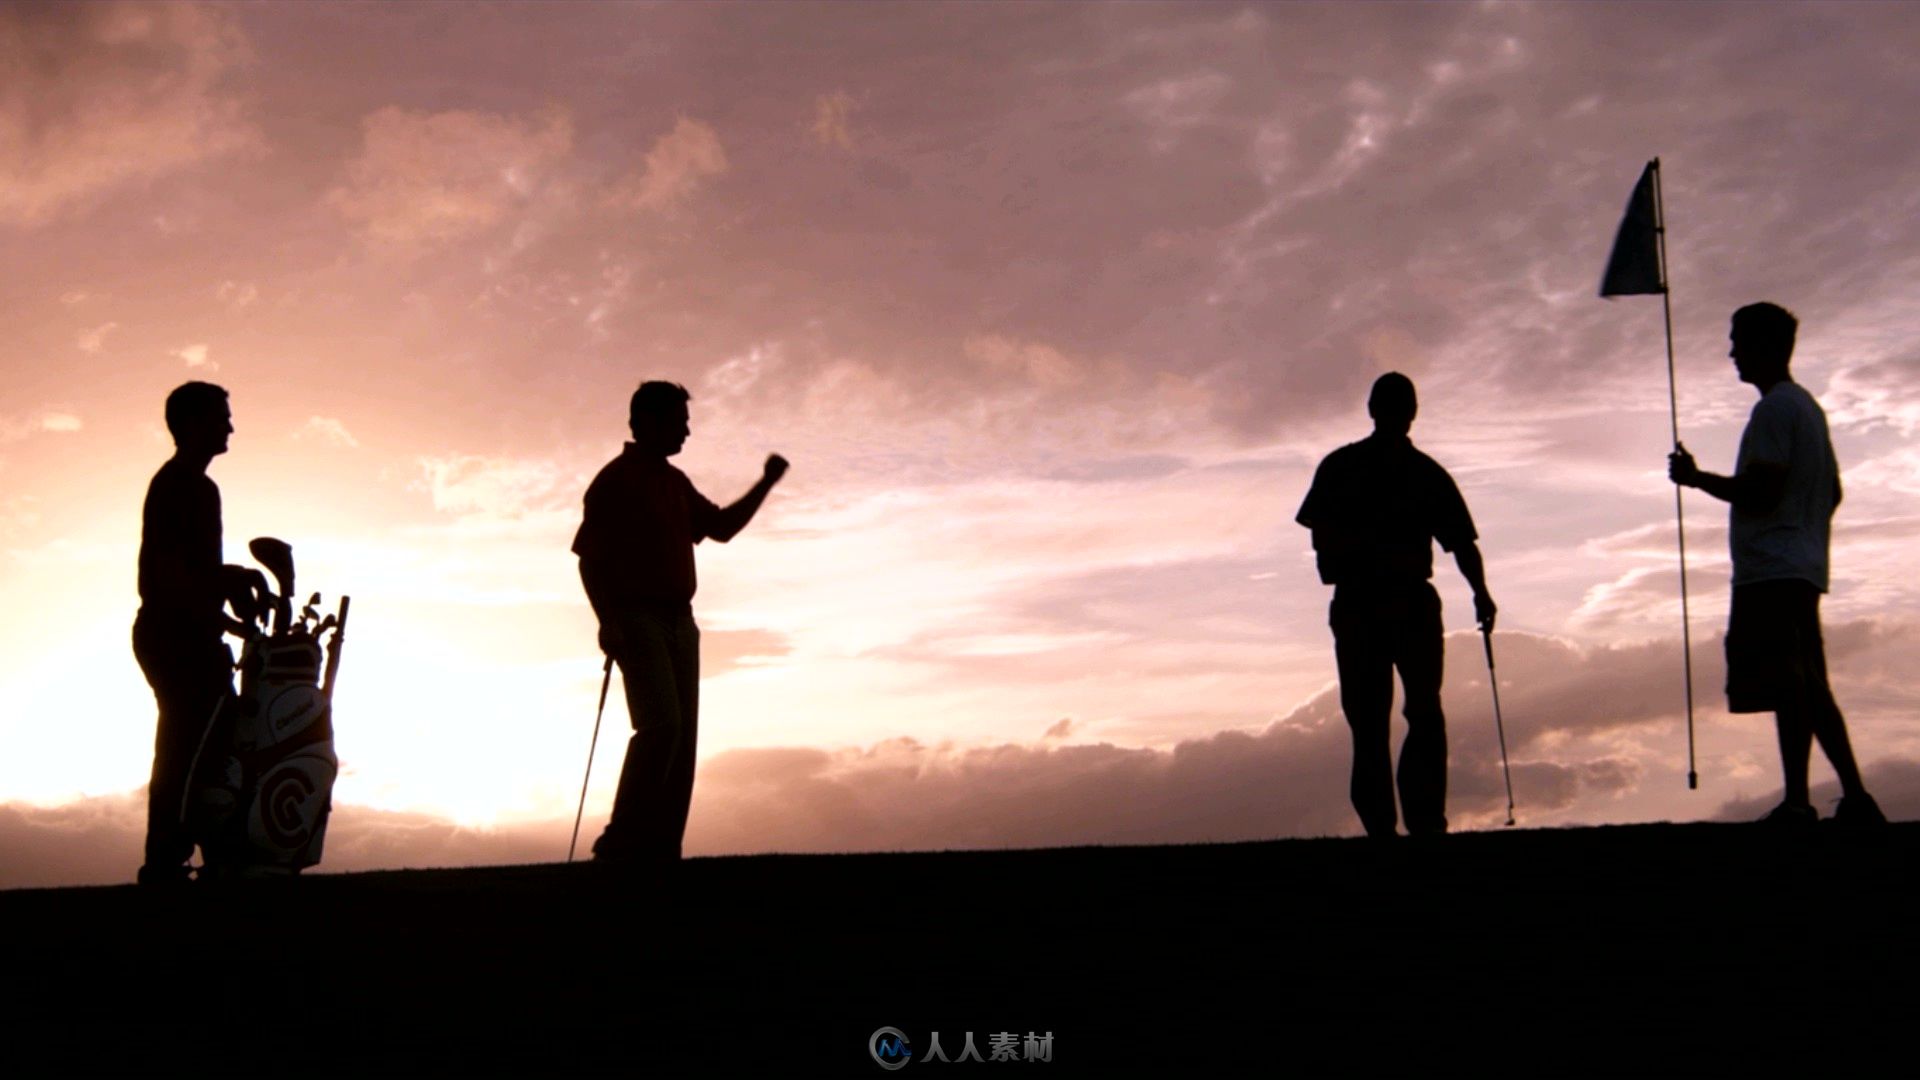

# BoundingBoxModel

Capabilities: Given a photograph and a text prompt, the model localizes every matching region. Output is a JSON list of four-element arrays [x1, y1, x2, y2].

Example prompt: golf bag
[[189, 538, 348, 877]]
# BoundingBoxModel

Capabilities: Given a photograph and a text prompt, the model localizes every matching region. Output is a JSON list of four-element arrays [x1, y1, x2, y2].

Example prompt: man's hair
[[629, 381, 691, 429], [164, 381, 229, 442], [1367, 372, 1417, 421], [1731, 302, 1798, 363]]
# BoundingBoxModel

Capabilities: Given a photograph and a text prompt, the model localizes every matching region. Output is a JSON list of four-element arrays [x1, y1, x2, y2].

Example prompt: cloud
[[171, 342, 214, 369], [703, 628, 793, 677], [0, 1, 259, 227], [0, 410, 83, 443], [0, 793, 146, 889], [685, 628, 1736, 855], [75, 322, 118, 353], [0, 793, 572, 889], [295, 416, 359, 449], [215, 279, 258, 309], [326, 105, 575, 246], [811, 91, 855, 149], [415, 453, 569, 519], [607, 116, 727, 212]]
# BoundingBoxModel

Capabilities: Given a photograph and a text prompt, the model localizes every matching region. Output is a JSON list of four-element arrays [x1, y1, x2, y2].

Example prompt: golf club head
[[249, 538, 295, 598]]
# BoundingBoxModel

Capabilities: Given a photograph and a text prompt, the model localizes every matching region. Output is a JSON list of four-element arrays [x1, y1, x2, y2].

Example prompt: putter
[[1481, 625, 1517, 827], [568, 655, 616, 863]]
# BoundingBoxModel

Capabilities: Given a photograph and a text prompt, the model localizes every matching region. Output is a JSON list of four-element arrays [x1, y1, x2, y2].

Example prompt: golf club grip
[[322, 596, 351, 701]]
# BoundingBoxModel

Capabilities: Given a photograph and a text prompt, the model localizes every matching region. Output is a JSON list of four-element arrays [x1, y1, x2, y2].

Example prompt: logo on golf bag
[[256, 758, 330, 850]]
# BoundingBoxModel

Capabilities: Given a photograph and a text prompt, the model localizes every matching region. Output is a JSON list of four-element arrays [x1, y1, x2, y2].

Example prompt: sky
[[3, 1, 1919, 888]]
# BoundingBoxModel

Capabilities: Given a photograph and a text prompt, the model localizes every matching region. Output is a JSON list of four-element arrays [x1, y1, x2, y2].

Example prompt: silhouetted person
[[573, 381, 788, 865], [1297, 373, 1496, 838], [1669, 303, 1884, 828], [134, 382, 262, 885]]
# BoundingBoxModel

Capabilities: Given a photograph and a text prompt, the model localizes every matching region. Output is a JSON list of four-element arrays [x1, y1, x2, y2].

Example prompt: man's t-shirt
[[137, 458, 225, 637], [1731, 381, 1839, 591], [1296, 434, 1477, 587], [572, 444, 720, 611]]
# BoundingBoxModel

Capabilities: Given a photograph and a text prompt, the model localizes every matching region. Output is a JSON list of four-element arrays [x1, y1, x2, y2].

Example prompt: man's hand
[[763, 453, 789, 485], [1474, 591, 1498, 634], [223, 564, 270, 598], [597, 623, 625, 657], [1668, 443, 1700, 488], [222, 564, 271, 627]]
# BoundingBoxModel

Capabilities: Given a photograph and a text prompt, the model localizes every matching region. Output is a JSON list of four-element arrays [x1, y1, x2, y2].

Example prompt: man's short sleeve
[[1428, 462, 1477, 554], [1740, 393, 1795, 470], [571, 463, 615, 559]]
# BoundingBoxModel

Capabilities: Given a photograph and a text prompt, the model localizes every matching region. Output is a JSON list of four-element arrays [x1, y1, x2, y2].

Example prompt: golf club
[[568, 655, 616, 863], [1482, 625, 1517, 827]]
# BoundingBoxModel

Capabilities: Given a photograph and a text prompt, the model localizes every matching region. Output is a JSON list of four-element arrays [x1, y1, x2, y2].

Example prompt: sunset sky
[[4, 1, 1919, 887]]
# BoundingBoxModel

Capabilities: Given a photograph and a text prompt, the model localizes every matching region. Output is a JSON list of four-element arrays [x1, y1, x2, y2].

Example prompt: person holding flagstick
[[1667, 304, 1885, 828], [1599, 158, 1701, 789]]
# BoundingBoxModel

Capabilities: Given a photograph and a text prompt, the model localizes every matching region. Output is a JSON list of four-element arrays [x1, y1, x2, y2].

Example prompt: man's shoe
[[1757, 801, 1818, 828], [1832, 793, 1888, 829], [136, 863, 193, 887]]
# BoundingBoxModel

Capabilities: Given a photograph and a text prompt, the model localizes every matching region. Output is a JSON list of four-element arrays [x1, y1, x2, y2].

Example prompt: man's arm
[[1451, 541, 1497, 632], [578, 559, 627, 655], [1668, 443, 1787, 513], [706, 454, 789, 543]]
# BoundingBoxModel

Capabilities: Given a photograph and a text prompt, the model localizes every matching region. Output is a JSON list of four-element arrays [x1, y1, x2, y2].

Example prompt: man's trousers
[[595, 609, 701, 862], [1330, 582, 1448, 838]]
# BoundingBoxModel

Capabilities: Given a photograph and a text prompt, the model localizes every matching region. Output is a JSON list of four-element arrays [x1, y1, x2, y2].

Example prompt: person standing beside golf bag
[[1297, 373, 1496, 839], [573, 381, 788, 866], [133, 381, 266, 885]]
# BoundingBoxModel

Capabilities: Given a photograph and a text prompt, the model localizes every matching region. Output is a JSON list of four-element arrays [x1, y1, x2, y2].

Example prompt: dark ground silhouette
[[1, 824, 1910, 1074]]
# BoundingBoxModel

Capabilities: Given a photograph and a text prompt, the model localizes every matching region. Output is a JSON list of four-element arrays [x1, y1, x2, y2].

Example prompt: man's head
[[629, 380, 691, 457], [1367, 372, 1417, 437], [1729, 302, 1797, 386], [164, 381, 231, 457]]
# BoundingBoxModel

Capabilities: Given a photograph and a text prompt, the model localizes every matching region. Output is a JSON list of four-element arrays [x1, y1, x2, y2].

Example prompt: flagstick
[[1651, 159, 1699, 791]]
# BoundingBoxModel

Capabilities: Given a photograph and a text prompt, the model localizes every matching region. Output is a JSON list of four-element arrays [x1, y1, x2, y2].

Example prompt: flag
[[1599, 160, 1665, 297]]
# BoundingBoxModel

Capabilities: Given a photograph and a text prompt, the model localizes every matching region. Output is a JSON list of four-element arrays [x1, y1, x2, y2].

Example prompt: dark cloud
[[0, 1, 259, 226], [0, 793, 571, 890], [0, 792, 145, 889], [688, 628, 1729, 855]]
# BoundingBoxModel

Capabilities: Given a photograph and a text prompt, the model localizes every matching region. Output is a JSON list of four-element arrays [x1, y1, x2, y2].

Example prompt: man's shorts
[[1724, 579, 1831, 714]]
